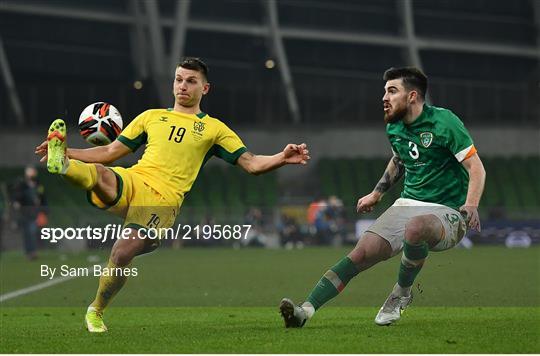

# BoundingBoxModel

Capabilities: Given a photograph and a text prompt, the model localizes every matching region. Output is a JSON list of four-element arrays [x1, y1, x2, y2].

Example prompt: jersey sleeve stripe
[[214, 145, 248, 164], [117, 133, 147, 152], [463, 145, 477, 161], [455, 144, 476, 162]]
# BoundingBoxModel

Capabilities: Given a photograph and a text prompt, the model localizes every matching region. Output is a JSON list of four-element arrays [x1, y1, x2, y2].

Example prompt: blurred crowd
[[175, 195, 349, 249], [278, 195, 347, 249]]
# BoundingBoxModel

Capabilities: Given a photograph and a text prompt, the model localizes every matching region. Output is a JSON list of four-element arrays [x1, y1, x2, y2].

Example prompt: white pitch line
[[0, 262, 108, 303], [0, 274, 79, 303], [1, 252, 154, 303]]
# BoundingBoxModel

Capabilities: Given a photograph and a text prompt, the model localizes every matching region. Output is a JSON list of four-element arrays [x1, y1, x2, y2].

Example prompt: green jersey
[[386, 104, 476, 210]]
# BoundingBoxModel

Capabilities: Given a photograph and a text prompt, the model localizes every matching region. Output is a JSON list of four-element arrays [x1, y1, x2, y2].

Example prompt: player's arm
[[357, 155, 404, 213], [67, 140, 131, 164], [442, 111, 485, 231], [236, 143, 310, 175], [459, 153, 486, 231], [35, 139, 131, 165]]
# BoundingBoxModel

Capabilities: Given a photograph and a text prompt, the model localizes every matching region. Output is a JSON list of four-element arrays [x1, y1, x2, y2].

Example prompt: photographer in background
[[11, 166, 48, 260]]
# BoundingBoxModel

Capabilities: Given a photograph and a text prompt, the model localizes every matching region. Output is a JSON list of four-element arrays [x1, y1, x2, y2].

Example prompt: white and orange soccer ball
[[78, 102, 123, 146]]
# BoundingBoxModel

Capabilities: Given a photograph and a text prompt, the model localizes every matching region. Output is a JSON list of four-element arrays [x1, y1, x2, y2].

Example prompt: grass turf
[[1, 307, 538, 353], [1, 246, 539, 353]]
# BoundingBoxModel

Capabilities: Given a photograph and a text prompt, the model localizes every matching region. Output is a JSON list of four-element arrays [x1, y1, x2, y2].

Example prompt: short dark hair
[[177, 57, 209, 81], [383, 66, 427, 100]]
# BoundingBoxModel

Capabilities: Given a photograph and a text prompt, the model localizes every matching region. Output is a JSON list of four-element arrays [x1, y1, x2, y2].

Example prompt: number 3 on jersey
[[408, 141, 419, 159]]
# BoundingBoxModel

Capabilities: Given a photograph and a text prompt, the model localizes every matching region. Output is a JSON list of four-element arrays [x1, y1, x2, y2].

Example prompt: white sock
[[301, 301, 315, 319], [60, 157, 70, 175], [392, 283, 411, 297]]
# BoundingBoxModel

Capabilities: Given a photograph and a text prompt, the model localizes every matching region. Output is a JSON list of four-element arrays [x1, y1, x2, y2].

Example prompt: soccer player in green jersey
[[280, 66, 486, 327]]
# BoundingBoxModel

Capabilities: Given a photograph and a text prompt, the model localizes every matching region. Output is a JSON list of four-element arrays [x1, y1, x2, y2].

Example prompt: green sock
[[398, 240, 429, 288], [306, 257, 359, 310]]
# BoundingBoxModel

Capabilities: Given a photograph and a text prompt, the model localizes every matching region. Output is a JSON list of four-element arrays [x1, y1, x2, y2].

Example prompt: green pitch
[[1, 246, 539, 353]]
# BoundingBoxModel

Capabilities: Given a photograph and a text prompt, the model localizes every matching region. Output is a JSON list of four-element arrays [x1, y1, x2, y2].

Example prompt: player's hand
[[35, 140, 48, 162], [459, 205, 481, 232], [356, 191, 382, 213], [283, 143, 310, 165]]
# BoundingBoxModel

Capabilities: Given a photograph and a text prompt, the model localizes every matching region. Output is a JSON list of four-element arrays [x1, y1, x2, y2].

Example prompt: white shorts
[[366, 198, 467, 255]]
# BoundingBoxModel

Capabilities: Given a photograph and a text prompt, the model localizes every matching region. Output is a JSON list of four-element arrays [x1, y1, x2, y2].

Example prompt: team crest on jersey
[[191, 121, 205, 141], [193, 121, 205, 132], [420, 132, 433, 148]]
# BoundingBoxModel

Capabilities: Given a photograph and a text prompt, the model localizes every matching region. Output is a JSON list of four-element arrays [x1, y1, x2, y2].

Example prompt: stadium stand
[[1, 156, 538, 229], [0, 0, 538, 127], [315, 157, 540, 219]]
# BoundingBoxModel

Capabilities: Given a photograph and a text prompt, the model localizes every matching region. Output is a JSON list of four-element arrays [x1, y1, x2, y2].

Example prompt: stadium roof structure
[[0, 0, 538, 127]]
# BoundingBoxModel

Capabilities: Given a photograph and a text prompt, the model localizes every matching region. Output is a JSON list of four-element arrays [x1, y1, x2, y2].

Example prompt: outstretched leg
[[46, 119, 139, 332], [85, 229, 150, 332], [280, 232, 392, 328], [375, 214, 443, 326]]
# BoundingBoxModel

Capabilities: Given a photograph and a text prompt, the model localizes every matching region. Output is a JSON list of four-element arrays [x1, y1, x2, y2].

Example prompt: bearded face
[[383, 99, 408, 124], [383, 79, 410, 124]]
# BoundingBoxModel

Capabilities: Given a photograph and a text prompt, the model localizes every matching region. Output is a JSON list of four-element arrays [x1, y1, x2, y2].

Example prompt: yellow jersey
[[117, 109, 247, 205]]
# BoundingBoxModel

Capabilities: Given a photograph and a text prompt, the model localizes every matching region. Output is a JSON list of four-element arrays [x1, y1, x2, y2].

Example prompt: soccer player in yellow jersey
[[35, 57, 310, 332]]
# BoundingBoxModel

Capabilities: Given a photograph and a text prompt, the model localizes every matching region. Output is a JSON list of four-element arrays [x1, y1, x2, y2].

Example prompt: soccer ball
[[78, 102, 123, 146]]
